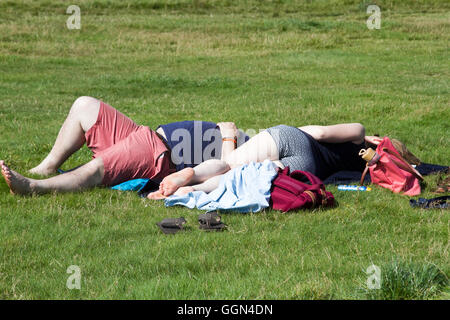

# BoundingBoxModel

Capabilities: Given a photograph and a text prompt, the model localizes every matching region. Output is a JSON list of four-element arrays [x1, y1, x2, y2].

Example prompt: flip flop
[[198, 212, 227, 231], [157, 217, 187, 234], [409, 196, 449, 209]]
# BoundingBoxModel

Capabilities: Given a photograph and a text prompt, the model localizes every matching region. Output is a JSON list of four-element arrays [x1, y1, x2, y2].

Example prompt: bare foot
[[173, 186, 195, 196], [147, 189, 167, 200], [29, 165, 56, 176], [159, 168, 195, 196], [29, 158, 58, 176], [1, 161, 35, 195]]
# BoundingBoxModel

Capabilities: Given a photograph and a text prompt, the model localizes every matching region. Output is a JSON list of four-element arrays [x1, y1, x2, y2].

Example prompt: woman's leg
[[29, 96, 101, 175], [176, 174, 223, 195], [221, 130, 279, 168], [174, 160, 284, 196], [2, 158, 104, 195], [148, 174, 223, 199], [148, 159, 231, 199], [158, 130, 279, 196]]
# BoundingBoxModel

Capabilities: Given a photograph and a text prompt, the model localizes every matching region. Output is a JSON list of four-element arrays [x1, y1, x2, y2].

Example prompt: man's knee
[[85, 158, 105, 185], [71, 96, 101, 131], [71, 96, 100, 114]]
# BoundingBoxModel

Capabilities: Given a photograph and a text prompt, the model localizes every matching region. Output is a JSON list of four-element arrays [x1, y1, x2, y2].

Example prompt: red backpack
[[270, 168, 335, 212]]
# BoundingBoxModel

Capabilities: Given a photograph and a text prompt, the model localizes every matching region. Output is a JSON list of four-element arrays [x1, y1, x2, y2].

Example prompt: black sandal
[[409, 196, 449, 209], [198, 212, 227, 231], [157, 217, 187, 234]]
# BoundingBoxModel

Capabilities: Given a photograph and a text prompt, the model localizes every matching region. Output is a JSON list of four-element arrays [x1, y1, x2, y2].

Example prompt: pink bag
[[270, 168, 335, 212], [359, 137, 423, 196]]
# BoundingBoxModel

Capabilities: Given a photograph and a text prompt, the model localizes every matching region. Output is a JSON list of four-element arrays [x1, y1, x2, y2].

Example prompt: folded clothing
[[164, 160, 278, 213]]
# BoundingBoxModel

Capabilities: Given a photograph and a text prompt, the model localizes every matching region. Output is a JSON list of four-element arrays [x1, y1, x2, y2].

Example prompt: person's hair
[[365, 135, 421, 166], [391, 138, 421, 166]]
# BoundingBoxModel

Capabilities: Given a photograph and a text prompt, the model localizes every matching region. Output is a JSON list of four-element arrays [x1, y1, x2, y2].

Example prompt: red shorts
[[85, 101, 175, 186]]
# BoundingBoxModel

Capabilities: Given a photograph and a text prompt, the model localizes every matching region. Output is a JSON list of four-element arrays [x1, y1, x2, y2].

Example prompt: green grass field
[[0, 0, 449, 299]]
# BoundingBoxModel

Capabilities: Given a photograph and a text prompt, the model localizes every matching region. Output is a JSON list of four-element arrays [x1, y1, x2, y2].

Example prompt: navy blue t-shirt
[[157, 121, 249, 171]]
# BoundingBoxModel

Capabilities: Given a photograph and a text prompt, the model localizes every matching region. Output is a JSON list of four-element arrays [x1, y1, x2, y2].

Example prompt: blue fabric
[[111, 178, 150, 191], [157, 120, 249, 171], [157, 121, 221, 171], [164, 160, 278, 213]]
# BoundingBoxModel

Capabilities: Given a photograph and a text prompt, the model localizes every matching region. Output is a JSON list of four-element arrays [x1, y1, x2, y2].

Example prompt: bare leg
[[149, 175, 222, 199], [158, 131, 279, 196], [174, 159, 285, 197], [186, 175, 222, 194], [2, 158, 104, 195], [222, 130, 279, 167], [159, 160, 229, 196], [29, 96, 101, 176]]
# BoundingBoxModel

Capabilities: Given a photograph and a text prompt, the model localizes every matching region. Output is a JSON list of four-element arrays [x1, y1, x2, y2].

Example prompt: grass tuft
[[364, 259, 449, 300]]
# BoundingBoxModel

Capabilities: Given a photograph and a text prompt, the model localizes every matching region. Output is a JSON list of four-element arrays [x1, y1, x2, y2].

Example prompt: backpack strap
[[303, 190, 317, 206], [273, 173, 308, 195], [382, 147, 424, 181], [280, 166, 290, 175], [360, 164, 370, 186], [290, 170, 323, 186]]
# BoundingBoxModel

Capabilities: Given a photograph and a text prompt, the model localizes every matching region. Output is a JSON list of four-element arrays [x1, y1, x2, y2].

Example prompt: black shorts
[[266, 125, 318, 175]]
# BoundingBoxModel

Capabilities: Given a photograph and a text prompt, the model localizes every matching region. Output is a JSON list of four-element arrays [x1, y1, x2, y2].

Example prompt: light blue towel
[[164, 160, 278, 213]]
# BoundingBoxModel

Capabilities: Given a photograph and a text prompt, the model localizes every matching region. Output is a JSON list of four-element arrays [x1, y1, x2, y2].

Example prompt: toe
[[147, 190, 167, 200], [162, 186, 175, 196]]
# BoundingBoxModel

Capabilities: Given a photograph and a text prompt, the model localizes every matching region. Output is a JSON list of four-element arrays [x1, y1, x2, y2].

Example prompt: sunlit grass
[[0, 0, 448, 299]]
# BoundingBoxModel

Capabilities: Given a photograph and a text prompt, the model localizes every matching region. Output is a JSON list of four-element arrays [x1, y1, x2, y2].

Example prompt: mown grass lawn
[[0, 0, 448, 299]]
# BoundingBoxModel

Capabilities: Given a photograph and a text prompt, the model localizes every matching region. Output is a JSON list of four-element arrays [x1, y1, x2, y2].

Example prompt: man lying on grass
[[0, 96, 247, 195]]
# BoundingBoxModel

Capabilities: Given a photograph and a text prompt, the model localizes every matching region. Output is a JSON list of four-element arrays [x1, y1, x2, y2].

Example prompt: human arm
[[299, 123, 366, 144], [364, 135, 383, 146], [217, 122, 238, 160]]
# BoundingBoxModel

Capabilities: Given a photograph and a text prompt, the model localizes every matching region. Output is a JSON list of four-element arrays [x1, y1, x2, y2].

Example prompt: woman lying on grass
[[0, 96, 246, 195], [147, 123, 385, 199]]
